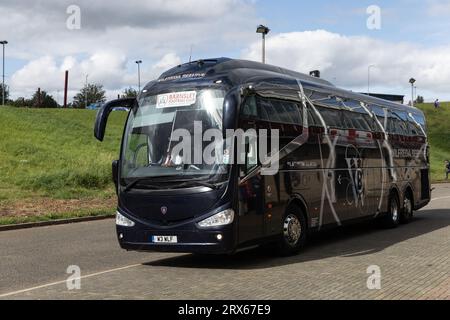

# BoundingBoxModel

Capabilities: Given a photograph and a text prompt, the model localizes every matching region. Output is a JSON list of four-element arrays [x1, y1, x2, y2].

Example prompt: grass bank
[[0, 106, 126, 222], [0, 102, 448, 225]]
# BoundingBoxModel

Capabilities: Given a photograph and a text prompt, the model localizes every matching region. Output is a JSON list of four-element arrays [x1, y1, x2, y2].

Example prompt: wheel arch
[[401, 183, 415, 208], [287, 194, 309, 228], [389, 185, 401, 201]]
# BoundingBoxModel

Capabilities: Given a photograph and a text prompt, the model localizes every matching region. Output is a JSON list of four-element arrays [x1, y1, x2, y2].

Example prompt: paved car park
[[1, 184, 449, 300]]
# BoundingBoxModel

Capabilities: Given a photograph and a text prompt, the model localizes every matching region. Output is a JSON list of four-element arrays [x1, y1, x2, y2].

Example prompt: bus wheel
[[382, 193, 401, 228], [401, 192, 414, 224], [278, 206, 307, 256]]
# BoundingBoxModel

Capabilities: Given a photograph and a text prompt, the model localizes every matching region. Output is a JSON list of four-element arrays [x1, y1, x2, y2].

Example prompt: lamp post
[[409, 78, 416, 107], [85, 74, 89, 109], [256, 25, 270, 64], [368, 64, 376, 95], [0, 40, 8, 106], [135, 60, 142, 92]]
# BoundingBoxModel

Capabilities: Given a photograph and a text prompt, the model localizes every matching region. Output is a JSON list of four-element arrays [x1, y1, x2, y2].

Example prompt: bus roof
[[150, 58, 422, 115]]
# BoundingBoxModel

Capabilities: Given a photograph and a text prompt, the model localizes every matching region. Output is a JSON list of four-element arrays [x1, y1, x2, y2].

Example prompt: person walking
[[434, 99, 440, 109], [445, 160, 450, 180]]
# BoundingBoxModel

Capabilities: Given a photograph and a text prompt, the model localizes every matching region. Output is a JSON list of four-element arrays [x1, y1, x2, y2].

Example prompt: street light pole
[[262, 33, 266, 64], [85, 74, 88, 109], [135, 60, 142, 92], [409, 78, 416, 107], [368, 65, 375, 95], [256, 25, 270, 64], [0, 40, 8, 106]]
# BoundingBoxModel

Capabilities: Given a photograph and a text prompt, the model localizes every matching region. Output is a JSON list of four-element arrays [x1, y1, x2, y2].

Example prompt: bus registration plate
[[152, 236, 178, 244]]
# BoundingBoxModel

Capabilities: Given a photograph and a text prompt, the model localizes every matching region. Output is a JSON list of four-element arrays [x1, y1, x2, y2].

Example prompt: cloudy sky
[[1, 0, 450, 103]]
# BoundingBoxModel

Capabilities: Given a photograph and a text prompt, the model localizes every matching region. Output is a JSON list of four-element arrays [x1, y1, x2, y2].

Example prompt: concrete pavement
[[0, 185, 449, 300]]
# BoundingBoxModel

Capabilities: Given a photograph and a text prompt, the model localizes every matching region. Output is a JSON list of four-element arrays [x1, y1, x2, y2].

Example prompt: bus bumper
[[116, 222, 236, 255]]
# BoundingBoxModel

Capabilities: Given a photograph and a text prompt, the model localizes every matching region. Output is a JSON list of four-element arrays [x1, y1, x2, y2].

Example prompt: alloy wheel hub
[[392, 202, 398, 221], [284, 214, 301, 246]]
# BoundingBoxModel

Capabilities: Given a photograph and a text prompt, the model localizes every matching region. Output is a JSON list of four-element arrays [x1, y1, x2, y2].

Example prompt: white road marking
[[431, 196, 450, 202], [0, 263, 142, 298]]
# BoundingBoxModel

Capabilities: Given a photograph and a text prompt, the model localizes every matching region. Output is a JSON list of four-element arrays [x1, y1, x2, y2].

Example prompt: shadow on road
[[144, 209, 449, 270]]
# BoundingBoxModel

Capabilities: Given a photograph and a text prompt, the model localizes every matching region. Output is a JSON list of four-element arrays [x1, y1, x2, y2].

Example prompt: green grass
[[0, 106, 126, 203], [0, 103, 448, 225], [0, 208, 115, 226], [416, 102, 450, 182]]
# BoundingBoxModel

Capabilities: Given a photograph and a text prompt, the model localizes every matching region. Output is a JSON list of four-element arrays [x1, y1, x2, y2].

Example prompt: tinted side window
[[259, 98, 282, 122], [332, 110, 372, 131], [307, 107, 321, 126], [241, 96, 258, 119], [273, 100, 293, 123], [351, 112, 372, 131], [407, 115, 422, 136], [259, 101, 270, 121], [257, 97, 302, 125], [281, 101, 302, 124], [343, 100, 377, 131], [316, 106, 342, 128], [412, 113, 427, 135], [401, 113, 416, 136], [370, 105, 388, 131], [342, 111, 355, 129], [388, 111, 408, 135]]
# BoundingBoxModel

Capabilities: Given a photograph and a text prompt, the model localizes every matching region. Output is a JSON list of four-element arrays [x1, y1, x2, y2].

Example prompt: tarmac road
[[1, 184, 449, 300]]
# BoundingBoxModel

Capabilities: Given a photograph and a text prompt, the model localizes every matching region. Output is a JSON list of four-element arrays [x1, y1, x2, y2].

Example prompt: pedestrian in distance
[[445, 160, 450, 180], [434, 99, 440, 109]]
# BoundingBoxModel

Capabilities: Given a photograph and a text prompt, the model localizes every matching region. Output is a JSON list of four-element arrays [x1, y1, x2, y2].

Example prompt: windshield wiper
[[175, 180, 223, 190], [123, 177, 224, 192], [123, 178, 161, 193]]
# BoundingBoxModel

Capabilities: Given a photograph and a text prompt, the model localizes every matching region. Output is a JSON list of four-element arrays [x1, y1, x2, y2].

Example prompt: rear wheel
[[277, 206, 307, 256], [382, 193, 401, 228], [401, 191, 414, 224]]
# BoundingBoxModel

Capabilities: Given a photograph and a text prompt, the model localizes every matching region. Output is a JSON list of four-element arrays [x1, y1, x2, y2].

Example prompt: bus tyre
[[382, 193, 401, 228], [277, 206, 307, 256], [401, 192, 414, 224]]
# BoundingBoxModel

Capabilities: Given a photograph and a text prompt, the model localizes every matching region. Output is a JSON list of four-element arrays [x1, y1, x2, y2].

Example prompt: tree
[[0, 83, 9, 103], [11, 97, 32, 108], [416, 95, 425, 104], [73, 83, 106, 109], [31, 89, 58, 108], [122, 87, 138, 98]]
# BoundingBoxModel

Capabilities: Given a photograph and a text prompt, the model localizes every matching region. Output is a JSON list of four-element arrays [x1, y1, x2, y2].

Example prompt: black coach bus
[[94, 58, 430, 255]]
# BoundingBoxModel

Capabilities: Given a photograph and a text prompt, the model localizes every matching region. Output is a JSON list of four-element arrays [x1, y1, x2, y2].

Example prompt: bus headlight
[[198, 209, 235, 228], [116, 211, 135, 227]]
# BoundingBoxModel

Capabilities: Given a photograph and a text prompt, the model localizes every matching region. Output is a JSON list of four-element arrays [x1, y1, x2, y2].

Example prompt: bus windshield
[[121, 88, 228, 186]]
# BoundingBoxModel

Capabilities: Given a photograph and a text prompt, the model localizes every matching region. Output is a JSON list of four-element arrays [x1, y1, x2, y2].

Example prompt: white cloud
[[5, 1, 450, 103], [148, 52, 183, 80], [0, 0, 257, 60], [10, 52, 182, 102], [242, 30, 450, 101], [10, 56, 62, 97], [2, 0, 258, 100]]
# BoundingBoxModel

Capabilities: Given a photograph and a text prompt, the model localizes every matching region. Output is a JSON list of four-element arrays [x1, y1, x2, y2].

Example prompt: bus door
[[257, 97, 302, 237], [237, 96, 265, 244], [256, 97, 278, 237]]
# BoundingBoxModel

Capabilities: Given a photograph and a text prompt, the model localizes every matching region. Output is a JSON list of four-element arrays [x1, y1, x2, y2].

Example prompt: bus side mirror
[[94, 98, 136, 141], [112, 160, 119, 192], [223, 88, 240, 138]]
